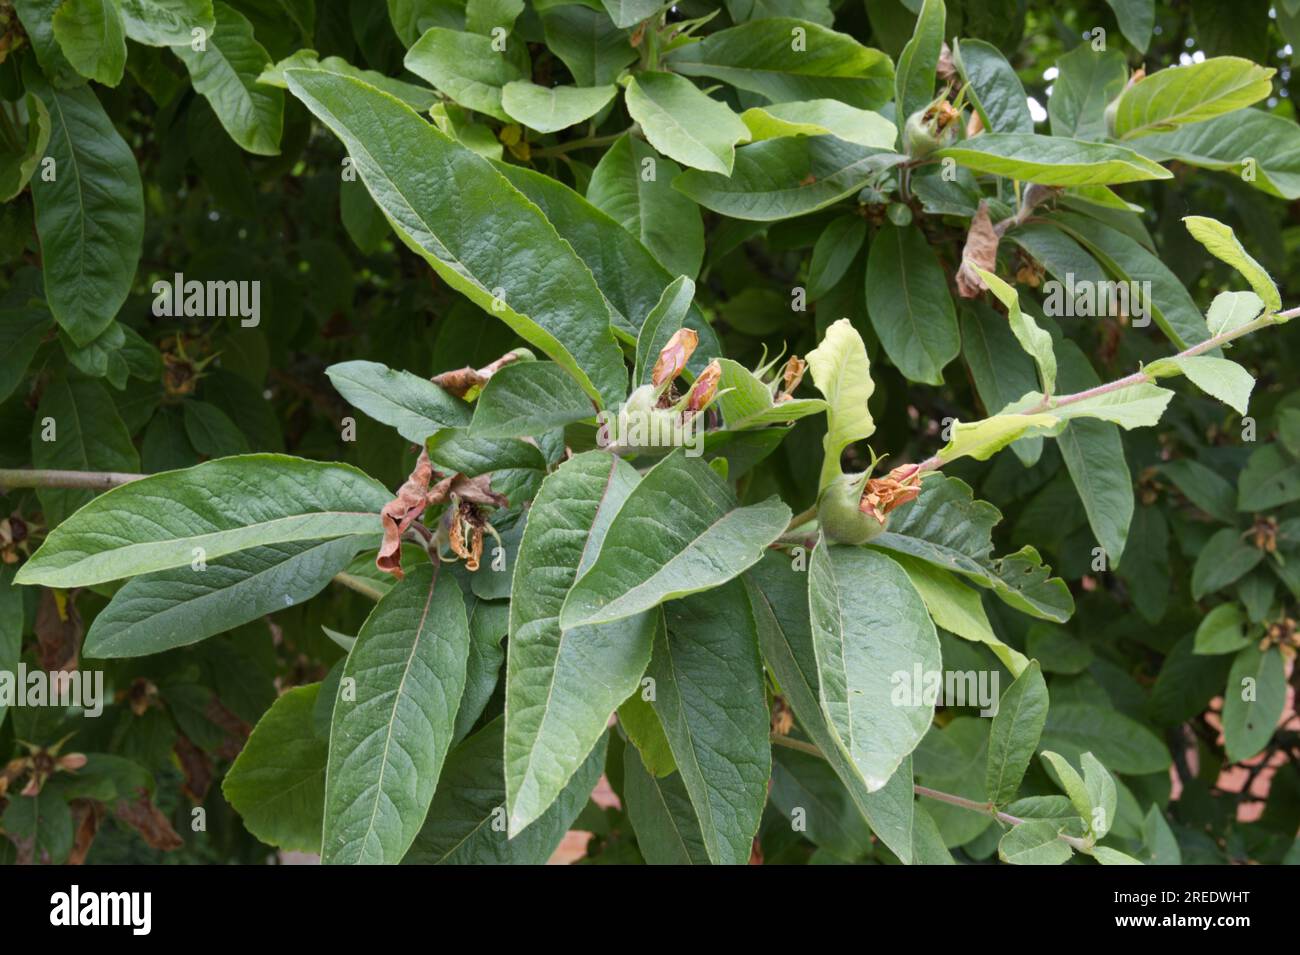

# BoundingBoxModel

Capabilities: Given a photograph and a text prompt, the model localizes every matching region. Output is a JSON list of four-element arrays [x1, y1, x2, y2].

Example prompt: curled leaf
[[652, 328, 699, 390], [956, 201, 999, 298]]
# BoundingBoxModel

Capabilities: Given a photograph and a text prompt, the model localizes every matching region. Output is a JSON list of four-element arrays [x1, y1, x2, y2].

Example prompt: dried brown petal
[[67, 799, 104, 865], [377, 449, 436, 579], [859, 466, 923, 525], [777, 356, 807, 402], [114, 790, 183, 851], [683, 360, 722, 418], [652, 328, 699, 389], [174, 736, 213, 803]]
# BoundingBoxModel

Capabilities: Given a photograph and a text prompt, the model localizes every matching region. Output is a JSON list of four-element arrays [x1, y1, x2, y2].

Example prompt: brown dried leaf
[[36, 588, 82, 672], [377, 449, 436, 579], [114, 790, 183, 851], [860, 466, 923, 525], [956, 201, 999, 299], [67, 799, 104, 865], [683, 360, 721, 418], [651, 328, 698, 389], [174, 736, 213, 803]]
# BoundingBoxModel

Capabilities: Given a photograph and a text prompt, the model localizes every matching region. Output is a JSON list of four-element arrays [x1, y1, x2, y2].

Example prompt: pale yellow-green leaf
[[1183, 216, 1281, 313], [806, 318, 875, 491]]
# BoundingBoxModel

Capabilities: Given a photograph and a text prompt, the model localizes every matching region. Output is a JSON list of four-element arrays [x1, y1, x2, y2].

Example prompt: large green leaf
[[952, 38, 1032, 134], [1181, 215, 1281, 312], [746, 553, 915, 862], [120, 0, 215, 46], [174, 2, 284, 155], [865, 221, 960, 386], [27, 72, 144, 347], [29, 375, 140, 528], [1134, 108, 1300, 200], [403, 26, 526, 122], [675, 136, 903, 221], [986, 661, 1048, 807], [560, 449, 790, 628], [1039, 703, 1170, 774], [770, 745, 876, 861], [322, 563, 471, 864], [84, 537, 374, 658], [601, 0, 660, 27], [739, 100, 897, 149], [870, 474, 1074, 622], [326, 360, 471, 444], [405, 718, 606, 864], [16, 454, 390, 588], [633, 276, 695, 389], [13, 0, 82, 87], [667, 18, 893, 109], [500, 81, 616, 134], [52, 0, 127, 86], [808, 541, 941, 790], [1222, 644, 1287, 763], [222, 683, 328, 853], [1112, 57, 1274, 140], [1238, 444, 1300, 511], [934, 134, 1172, 186], [505, 451, 654, 835], [623, 746, 711, 865], [624, 72, 750, 175], [539, 3, 636, 87], [469, 361, 595, 438], [649, 585, 771, 866], [1047, 44, 1127, 140], [587, 134, 705, 280], [0, 94, 50, 203], [893, 0, 944, 132], [806, 317, 874, 490], [284, 69, 627, 408], [0, 567, 21, 733]]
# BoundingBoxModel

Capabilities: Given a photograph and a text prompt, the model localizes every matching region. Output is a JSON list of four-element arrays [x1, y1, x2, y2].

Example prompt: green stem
[[784, 504, 819, 532]]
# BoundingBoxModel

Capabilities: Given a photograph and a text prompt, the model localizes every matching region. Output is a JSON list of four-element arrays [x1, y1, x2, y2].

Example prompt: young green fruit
[[903, 100, 958, 160], [817, 471, 888, 545]]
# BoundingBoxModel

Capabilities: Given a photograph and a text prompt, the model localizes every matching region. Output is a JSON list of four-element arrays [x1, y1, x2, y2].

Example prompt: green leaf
[[998, 820, 1072, 865], [1039, 750, 1093, 822], [1192, 527, 1265, 599], [618, 692, 676, 777], [326, 360, 471, 444], [16, 454, 390, 588], [674, 135, 903, 222], [933, 412, 1059, 466], [649, 584, 771, 865], [453, 594, 508, 741], [539, 3, 636, 87], [952, 38, 1032, 134], [469, 361, 595, 438], [13, 0, 82, 87], [1147, 355, 1255, 416], [1195, 604, 1251, 655], [465, 0, 523, 35], [601, 0, 661, 27], [872, 474, 1074, 623], [500, 81, 617, 134], [587, 135, 705, 280], [84, 537, 373, 658], [259, 48, 439, 110], [182, 399, 250, 456], [806, 317, 874, 490], [1040, 703, 1170, 774], [958, 301, 1043, 466], [976, 268, 1056, 394], [29, 375, 140, 528], [322, 563, 471, 864], [0, 567, 21, 733], [222, 683, 327, 853], [666, 18, 894, 109], [934, 134, 1172, 186], [986, 661, 1049, 806], [174, 3, 284, 155], [1113, 58, 1274, 140], [560, 449, 790, 628], [1, 787, 73, 864], [1105, 0, 1154, 52], [406, 717, 606, 864], [807, 215, 867, 299], [770, 745, 876, 861], [285, 69, 627, 408], [426, 429, 546, 476], [1207, 290, 1265, 337], [633, 275, 695, 388], [0, 93, 51, 202], [1223, 643, 1286, 763], [1134, 108, 1300, 200], [1238, 444, 1300, 511], [27, 72, 144, 347], [892, 554, 1029, 676], [625, 72, 750, 176], [865, 221, 960, 386], [1048, 45, 1127, 140], [52, 0, 127, 86], [1182, 215, 1281, 313], [623, 746, 711, 864], [403, 26, 525, 122], [505, 451, 654, 835], [1142, 805, 1181, 864], [716, 359, 825, 432], [1090, 845, 1144, 864], [809, 541, 941, 790], [739, 100, 897, 149], [120, 0, 215, 46], [747, 553, 916, 862], [893, 0, 945, 133]]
